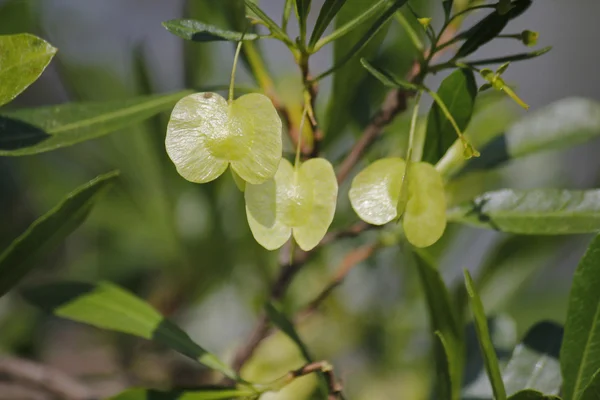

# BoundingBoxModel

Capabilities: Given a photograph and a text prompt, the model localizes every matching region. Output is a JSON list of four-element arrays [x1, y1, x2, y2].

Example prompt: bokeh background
[[1, 1, 599, 399]]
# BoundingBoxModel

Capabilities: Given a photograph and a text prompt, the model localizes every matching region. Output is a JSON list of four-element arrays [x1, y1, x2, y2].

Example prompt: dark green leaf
[[360, 58, 417, 89], [162, 19, 259, 42], [0, 33, 57, 106], [244, 1, 292, 45], [0, 0, 36, 35], [0, 91, 191, 156], [463, 47, 552, 68], [580, 369, 600, 400], [23, 281, 238, 380], [423, 69, 477, 164], [507, 390, 561, 400], [0, 172, 118, 298], [442, 0, 453, 19], [309, 0, 347, 48], [434, 331, 454, 400], [464, 270, 507, 400], [448, 189, 600, 234], [413, 251, 463, 400], [108, 387, 256, 400], [503, 321, 563, 396], [265, 302, 313, 362], [467, 98, 600, 172], [295, 0, 312, 40], [561, 234, 600, 400], [456, 0, 532, 58]]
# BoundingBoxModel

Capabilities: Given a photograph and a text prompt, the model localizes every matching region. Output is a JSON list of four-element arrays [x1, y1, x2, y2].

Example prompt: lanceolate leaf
[[503, 321, 563, 396], [244, 1, 292, 45], [309, 0, 347, 48], [0, 172, 118, 298], [0, 91, 191, 156], [561, 234, 600, 400], [109, 387, 256, 400], [507, 390, 561, 400], [23, 281, 238, 380], [0, 33, 57, 106], [580, 369, 600, 400], [463, 98, 600, 172], [448, 189, 600, 234], [265, 302, 313, 362], [456, 0, 532, 58], [413, 252, 463, 400], [423, 69, 477, 164], [360, 58, 417, 89], [464, 270, 507, 400], [162, 19, 260, 42], [295, 0, 312, 40]]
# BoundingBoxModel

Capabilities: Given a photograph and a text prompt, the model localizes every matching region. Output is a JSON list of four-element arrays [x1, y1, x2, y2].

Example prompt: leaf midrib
[[571, 304, 600, 399]]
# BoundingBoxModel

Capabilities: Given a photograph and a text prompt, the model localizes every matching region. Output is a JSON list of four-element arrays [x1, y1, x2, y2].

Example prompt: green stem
[[424, 87, 464, 142], [282, 0, 293, 31], [394, 10, 424, 52], [295, 107, 309, 170], [407, 91, 423, 161], [229, 40, 244, 102]]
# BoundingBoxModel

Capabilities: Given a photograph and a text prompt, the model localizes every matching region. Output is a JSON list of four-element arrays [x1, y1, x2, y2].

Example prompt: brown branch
[[0, 357, 93, 400], [286, 361, 343, 400]]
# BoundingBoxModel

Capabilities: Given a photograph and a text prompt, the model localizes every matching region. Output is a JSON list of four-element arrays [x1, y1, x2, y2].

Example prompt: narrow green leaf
[[162, 19, 259, 42], [463, 98, 600, 172], [434, 331, 454, 400], [309, 0, 347, 48], [507, 390, 561, 400], [503, 321, 563, 396], [283, 0, 294, 30], [561, 234, 600, 400], [315, 0, 409, 81], [580, 369, 600, 400], [295, 0, 312, 42], [23, 281, 238, 380], [448, 189, 600, 234], [244, 1, 292, 45], [360, 58, 417, 89], [464, 47, 552, 68], [442, 0, 453, 19], [464, 270, 507, 400], [0, 172, 118, 298], [423, 69, 477, 164], [413, 251, 463, 400], [0, 91, 191, 156], [456, 0, 532, 58], [0, 33, 57, 106], [108, 387, 256, 400], [265, 302, 313, 362]]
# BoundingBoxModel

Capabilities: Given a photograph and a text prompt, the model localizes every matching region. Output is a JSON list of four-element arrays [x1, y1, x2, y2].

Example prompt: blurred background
[[1, 0, 599, 399]]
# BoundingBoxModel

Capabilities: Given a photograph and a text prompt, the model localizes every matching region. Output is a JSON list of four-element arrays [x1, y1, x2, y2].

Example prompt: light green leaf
[[463, 98, 600, 172], [507, 390, 561, 400], [23, 281, 238, 380], [404, 162, 447, 248], [349, 157, 406, 225], [0, 33, 57, 106], [561, 234, 600, 400], [0, 172, 118, 298], [503, 321, 563, 396], [166, 92, 282, 185], [108, 387, 256, 400], [580, 369, 600, 400], [244, 0, 293, 45], [448, 189, 600, 234], [245, 158, 338, 251], [0, 91, 191, 156], [309, 0, 347, 49], [360, 58, 417, 89], [464, 270, 507, 400], [413, 252, 463, 400], [423, 69, 477, 164], [162, 19, 260, 42]]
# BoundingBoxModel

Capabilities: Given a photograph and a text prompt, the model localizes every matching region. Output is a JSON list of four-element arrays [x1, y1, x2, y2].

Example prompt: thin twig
[[285, 361, 343, 400], [0, 357, 93, 400]]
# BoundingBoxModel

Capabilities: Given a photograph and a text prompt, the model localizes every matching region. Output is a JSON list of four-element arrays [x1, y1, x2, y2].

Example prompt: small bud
[[418, 17, 432, 29], [497, 62, 510, 75], [480, 68, 495, 82], [496, 0, 515, 15], [521, 30, 539, 47], [462, 141, 480, 159], [492, 76, 505, 90], [479, 83, 493, 92]]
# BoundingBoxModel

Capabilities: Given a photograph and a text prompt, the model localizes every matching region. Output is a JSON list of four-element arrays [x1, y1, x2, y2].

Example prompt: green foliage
[[109, 388, 257, 400], [0, 33, 56, 106], [561, 234, 600, 400], [0, 172, 118, 297], [162, 20, 260, 42]]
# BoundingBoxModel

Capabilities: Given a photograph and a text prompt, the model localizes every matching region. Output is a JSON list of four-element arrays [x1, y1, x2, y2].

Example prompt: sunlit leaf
[[503, 321, 563, 396], [163, 19, 260, 42], [360, 58, 417, 89], [0, 172, 118, 298], [423, 69, 477, 164], [464, 270, 507, 400], [404, 162, 447, 248], [448, 189, 600, 234], [23, 281, 238, 380], [245, 158, 337, 251], [349, 157, 406, 225], [0, 91, 191, 156], [561, 234, 600, 400], [0, 33, 56, 106], [166, 92, 282, 185]]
